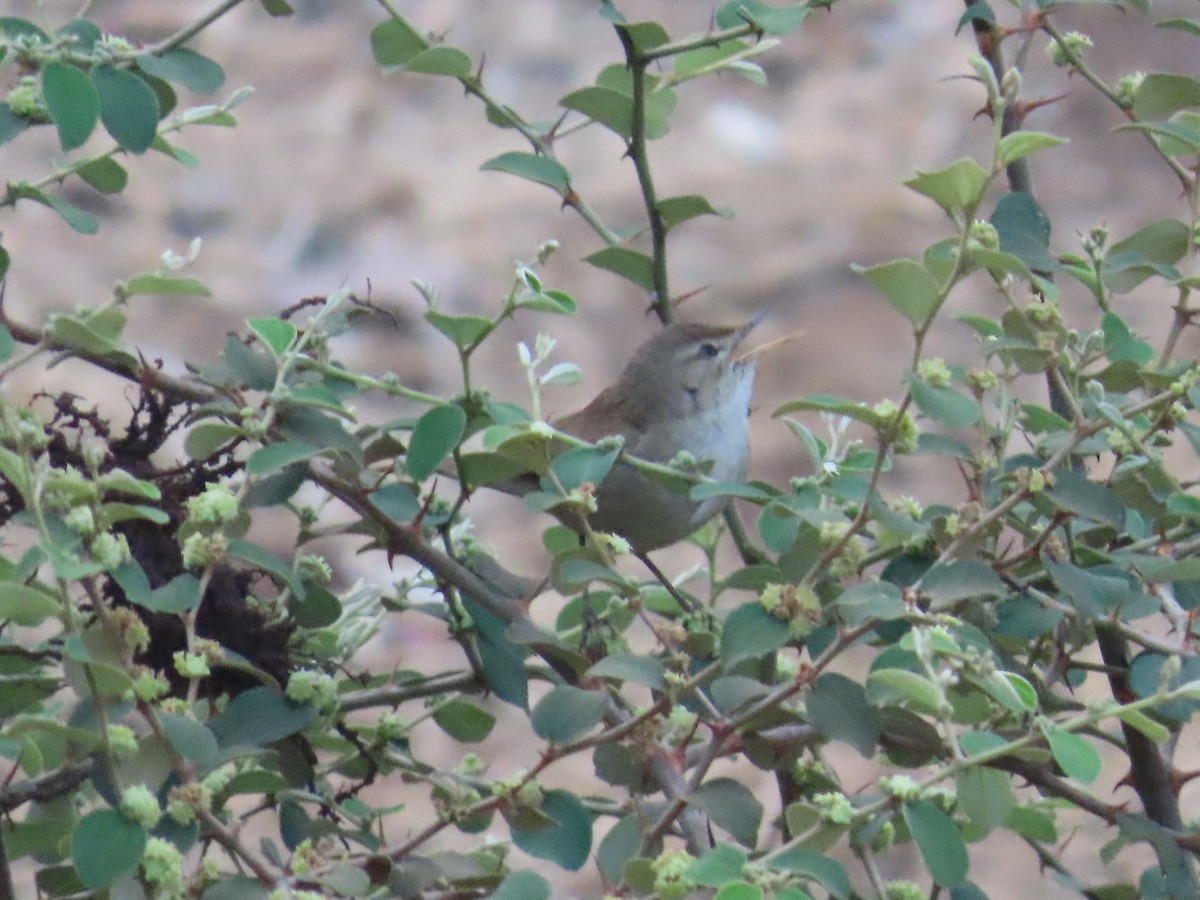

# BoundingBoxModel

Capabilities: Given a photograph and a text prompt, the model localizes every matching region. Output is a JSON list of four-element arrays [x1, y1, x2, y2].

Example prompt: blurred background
[[4, 0, 1198, 895]]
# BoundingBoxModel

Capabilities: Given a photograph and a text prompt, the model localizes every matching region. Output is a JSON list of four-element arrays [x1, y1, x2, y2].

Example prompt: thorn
[[670, 284, 710, 308], [544, 108, 569, 144], [1014, 92, 1071, 123]]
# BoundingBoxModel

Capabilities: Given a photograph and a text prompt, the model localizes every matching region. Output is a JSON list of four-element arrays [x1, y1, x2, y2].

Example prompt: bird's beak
[[736, 312, 803, 363], [734, 310, 768, 349]]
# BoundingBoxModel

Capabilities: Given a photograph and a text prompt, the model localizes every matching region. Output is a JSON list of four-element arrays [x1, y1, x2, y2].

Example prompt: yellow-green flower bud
[[917, 358, 952, 388], [120, 784, 161, 829], [141, 837, 183, 889], [1047, 31, 1092, 68], [107, 724, 138, 757]]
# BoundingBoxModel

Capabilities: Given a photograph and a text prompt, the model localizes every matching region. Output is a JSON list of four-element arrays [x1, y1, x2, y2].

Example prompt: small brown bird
[[545, 318, 760, 552]]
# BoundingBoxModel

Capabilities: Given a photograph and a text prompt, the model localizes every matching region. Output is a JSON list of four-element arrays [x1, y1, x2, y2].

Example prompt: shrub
[[0, 1, 1198, 898]]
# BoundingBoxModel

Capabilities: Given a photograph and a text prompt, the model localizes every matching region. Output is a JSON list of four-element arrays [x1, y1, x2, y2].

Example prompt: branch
[[0, 309, 219, 405], [615, 26, 671, 324], [311, 462, 716, 853], [0, 758, 101, 814]]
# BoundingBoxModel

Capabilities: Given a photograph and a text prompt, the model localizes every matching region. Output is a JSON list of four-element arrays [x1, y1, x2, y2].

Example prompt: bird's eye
[[699, 342, 720, 358]]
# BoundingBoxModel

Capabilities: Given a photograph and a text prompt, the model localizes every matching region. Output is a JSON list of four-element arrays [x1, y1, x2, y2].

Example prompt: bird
[[532, 317, 761, 553]]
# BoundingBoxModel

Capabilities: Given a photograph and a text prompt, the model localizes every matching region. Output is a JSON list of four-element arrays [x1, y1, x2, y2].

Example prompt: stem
[[144, 0, 250, 56], [616, 27, 671, 324]]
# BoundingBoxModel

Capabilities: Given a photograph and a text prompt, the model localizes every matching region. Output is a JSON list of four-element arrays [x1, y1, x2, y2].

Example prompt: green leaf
[[956, 766, 1015, 832], [995, 131, 1066, 166], [1044, 728, 1101, 783], [159, 712, 219, 767], [658, 194, 731, 228], [46, 313, 128, 355], [1156, 17, 1200, 36], [185, 422, 242, 459], [584, 246, 655, 291], [0, 104, 30, 144], [1047, 469, 1124, 526], [770, 849, 852, 898], [137, 49, 225, 93], [674, 39, 753, 79], [208, 686, 318, 748], [903, 799, 969, 887], [276, 404, 359, 461], [719, 601, 790, 662], [370, 482, 420, 523], [993, 671, 1038, 712], [1046, 560, 1131, 617], [1101, 312, 1154, 365], [1005, 805, 1057, 842], [992, 191, 1055, 272], [773, 393, 878, 425], [407, 404, 467, 481], [406, 46, 472, 77], [904, 157, 988, 215], [921, 559, 1005, 606], [292, 584, 340, 628], [687, 844, 748, 887], [227, 538, 303, 597], [370, 18, 428, 67], [0, 321, 13, 362], [510, 789, 592, 870], [77, 157, 128, 194], [56, 19, 101, 50], [247, 317, 297, 355], [908, 378, 980, 427], [689, 777, 763, 846], [560, 83, 676, 140], [586, 653, 665, 689], [806, 673, 881, 754], [123, 273, 212, 297], [857, 259, 940, 323], [550, 444, 619, 491], [0, 17, 49, 41], [13, 185, 99, 235], [480, 151, 570, 193], [243, 463, 306, 509], [71, 809, 146, 888], [0, 583, 61, 626], [1116, 707, 1170, 744], [97, 501, 167, 528], [433, 699, 496, 743], [836, 580, 906, 624], [424, 309, 491, 348], [42, 62, 99, 150], [92, 65, 160, 154], [1019, 403, 1070, 434], [1119, 116, 1200, 157], [596, 814, 642, 884], [247, 441, 318, 475], [134, 571, 199, 613], [714, 1, 810, 34], [693, 481, 774, 503], [1138, 556, 1200, 583], [866, 668, 943, 716], [491, 871, 551, 900], [530, 686, 608, 743], [1101, 219, 1189, 293], [614, 21, 670, 53], [517, 287, 577, 315], [1133, 72, 1200, 120]]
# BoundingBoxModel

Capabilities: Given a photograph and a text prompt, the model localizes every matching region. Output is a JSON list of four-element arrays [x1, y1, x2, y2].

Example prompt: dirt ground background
[[5, 0, 1199, 896]]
